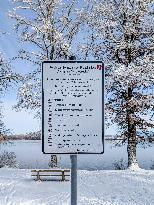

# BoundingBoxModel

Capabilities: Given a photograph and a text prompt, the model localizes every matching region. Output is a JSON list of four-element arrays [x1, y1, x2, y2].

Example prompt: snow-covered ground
[[0, 168, 154, 205]]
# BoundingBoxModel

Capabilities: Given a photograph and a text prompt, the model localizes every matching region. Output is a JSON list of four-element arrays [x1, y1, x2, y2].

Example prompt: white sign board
[[42, 61, 104, 154]]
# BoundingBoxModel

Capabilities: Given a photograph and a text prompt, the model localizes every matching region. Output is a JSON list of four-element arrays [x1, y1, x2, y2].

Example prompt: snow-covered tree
[[0, 103, 9, 138], [82, 0, 154, 168], [0, 31, 20, 138], [9, 0, 82, 115], [0, 54, 19, 94], [0, 53, 19, 137], [9, 0, 83, 164]]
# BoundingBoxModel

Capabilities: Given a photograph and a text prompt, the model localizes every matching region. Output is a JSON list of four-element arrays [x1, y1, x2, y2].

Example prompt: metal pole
[[70, 154, 77, 205]]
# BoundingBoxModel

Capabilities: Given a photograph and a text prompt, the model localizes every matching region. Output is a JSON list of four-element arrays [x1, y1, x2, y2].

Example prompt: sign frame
[[42, 61, 104, 154]]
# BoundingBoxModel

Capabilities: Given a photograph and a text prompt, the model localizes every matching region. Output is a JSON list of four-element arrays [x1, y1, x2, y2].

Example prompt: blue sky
[[0, 0, 116, 135], [0, 0, 40, 134]]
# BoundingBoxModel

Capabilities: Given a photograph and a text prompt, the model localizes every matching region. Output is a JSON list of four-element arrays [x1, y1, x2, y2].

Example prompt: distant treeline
[[2, 133, 111, 141], [1, 133, 153, 143], [1, 133, 112, 141], [0, 131, 41, 141], [106, 136, 154, 143]]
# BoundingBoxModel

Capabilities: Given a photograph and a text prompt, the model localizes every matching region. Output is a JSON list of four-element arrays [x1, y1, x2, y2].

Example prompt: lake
[[0, 140, 154, 170]]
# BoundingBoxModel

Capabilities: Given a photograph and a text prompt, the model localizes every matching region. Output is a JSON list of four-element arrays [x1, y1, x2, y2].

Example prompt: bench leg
[[62, 171, 65, 181], [36, 172, 41, 181]]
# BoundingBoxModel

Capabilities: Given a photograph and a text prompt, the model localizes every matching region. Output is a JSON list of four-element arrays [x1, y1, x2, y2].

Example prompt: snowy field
[[0, 168, 154, 205]]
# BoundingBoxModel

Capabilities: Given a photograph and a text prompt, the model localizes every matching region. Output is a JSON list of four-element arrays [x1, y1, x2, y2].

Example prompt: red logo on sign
[[96, 65, 103, 70]]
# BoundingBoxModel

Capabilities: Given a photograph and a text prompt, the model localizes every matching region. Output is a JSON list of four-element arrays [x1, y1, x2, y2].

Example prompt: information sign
[[42, 61, 104, 154]]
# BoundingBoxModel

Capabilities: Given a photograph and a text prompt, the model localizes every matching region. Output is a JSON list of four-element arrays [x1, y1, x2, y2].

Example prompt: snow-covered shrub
[[150, 161, 154, 170], [0, 151, 17, 168], [113, 158, 127, 170]]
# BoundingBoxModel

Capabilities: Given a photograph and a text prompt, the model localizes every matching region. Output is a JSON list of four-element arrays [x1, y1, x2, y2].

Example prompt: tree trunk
[[127, 86, 139, 169], [127, 117, 138, 168]]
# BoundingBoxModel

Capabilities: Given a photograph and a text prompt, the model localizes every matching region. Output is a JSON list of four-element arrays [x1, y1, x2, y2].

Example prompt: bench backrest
[[31, 169, 70, 172]]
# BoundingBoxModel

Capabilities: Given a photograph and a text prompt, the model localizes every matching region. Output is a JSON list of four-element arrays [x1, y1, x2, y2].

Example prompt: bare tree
[[82, 0, 154, 169], [0, 52, 20, 138], [9, 0, 82, 115], [9, 0, 83, 165]]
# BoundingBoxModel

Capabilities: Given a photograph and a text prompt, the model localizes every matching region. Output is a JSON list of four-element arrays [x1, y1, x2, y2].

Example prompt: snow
[[127, 163, 142, 171], [0, 168, 154, 205]]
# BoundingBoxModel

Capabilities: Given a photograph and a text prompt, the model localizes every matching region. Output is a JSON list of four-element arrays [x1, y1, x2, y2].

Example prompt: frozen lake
[[0, 140, 154, 170]]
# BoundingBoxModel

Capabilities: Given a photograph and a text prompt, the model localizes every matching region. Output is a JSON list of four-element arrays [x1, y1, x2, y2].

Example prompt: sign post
[[70, 155, 77, 205], [42, 61, 104, 204]]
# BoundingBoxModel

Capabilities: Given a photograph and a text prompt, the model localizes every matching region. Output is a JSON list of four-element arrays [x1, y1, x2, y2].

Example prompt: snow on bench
[[31, 169, 70, 181]]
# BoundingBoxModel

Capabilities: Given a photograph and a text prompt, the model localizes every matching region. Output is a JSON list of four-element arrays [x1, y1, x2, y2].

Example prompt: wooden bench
[[31, 169, 70, 181]]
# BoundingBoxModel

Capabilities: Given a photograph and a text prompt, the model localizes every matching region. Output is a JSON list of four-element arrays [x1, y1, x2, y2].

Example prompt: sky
[[0, 0, 116, 135], [0, 0, 41, 134]]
